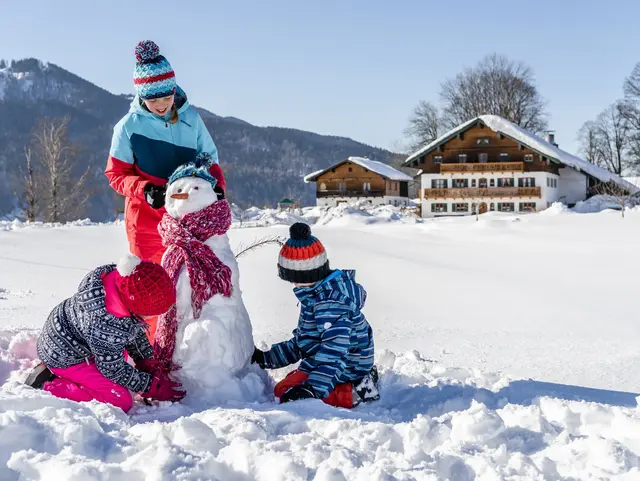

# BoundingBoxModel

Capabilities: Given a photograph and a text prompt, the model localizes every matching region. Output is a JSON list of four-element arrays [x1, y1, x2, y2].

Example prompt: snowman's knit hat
[[168, 153, 218, 190]]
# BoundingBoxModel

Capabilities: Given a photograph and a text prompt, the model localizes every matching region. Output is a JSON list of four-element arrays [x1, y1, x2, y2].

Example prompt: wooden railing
[[423, 187, 541, 199], [317, 190, 384, 198], [440, 162, 524, 174]]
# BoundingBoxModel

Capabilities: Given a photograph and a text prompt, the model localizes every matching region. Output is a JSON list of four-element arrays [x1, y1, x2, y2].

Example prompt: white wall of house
[[558, 167, 588, 205], [317, 196, 409, 208], [420, 170, 568, 218]]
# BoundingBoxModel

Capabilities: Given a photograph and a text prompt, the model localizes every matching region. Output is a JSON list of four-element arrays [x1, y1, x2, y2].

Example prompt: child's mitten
[[251, 347, 267, 369], [144, 183, 167, 209], [141, 374, 186, 402], [136, 357, 162, 376]]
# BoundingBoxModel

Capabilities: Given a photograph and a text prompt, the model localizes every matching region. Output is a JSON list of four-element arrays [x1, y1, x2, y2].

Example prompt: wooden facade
[[311, 160, 409, 199], [423, 186, 542, 199], [407, 123, 560, 176]]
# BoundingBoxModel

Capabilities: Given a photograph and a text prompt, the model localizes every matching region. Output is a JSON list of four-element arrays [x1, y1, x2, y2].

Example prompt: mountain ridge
[[0, 58, 395, 221]]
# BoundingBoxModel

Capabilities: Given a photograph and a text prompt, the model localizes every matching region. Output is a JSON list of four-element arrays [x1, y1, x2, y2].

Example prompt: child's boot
[[353, 366, 380, 406], [24, 362, 56, 389]]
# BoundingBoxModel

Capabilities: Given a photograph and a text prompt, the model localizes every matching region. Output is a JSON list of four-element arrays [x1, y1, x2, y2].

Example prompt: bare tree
[[588, 182, 638, 218], [32, 117, 91, 222], [439, 54, 548, 132], [404, 101, 442, 153], [620, 63, 640, 172], [577, 121, 604, 167], [19, 147, 38, 222], [405, 54, 548, 152], [457, 189, 486, 221], [624, 63, 640, 100], [592, 103, 631, 175]]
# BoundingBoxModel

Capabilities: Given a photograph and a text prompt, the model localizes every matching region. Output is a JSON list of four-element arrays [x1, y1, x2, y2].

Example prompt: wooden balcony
[[423, 187, 541, 199], [440, 162, 524, 174], [317, 190, 385, 198]]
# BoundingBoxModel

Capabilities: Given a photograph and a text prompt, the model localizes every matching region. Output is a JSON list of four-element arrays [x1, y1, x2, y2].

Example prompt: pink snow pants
[[43, 360, 133, 412]]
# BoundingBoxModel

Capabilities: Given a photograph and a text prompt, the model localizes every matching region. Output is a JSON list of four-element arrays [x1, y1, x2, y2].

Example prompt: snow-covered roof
[[304, 157, 413, 183], [403, 115, 637, 192], [303, 169, 325, 184]]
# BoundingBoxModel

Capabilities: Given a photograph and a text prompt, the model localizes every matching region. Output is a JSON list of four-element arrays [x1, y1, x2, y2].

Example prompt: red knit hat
[[115, 255, 176, 316]]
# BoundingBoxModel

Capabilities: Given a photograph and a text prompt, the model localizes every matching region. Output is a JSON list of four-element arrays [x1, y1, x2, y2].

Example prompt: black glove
[[144, 183, 167, 209], [251, 347, 267, 369], [280, 384, 318, 403], [214, 185, 225, 200]]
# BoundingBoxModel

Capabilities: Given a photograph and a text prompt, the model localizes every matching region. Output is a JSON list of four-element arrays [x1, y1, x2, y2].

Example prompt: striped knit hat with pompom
[[133, 40, 177, 100], [278, 223, 330, 284]]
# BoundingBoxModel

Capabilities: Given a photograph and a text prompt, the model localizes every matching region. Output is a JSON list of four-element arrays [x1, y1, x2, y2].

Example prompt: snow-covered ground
[[2, 206, 640, 480]]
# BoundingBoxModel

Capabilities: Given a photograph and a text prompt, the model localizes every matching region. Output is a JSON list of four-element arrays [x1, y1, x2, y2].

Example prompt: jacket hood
[[75, 264, 115, 314], [294, 269, 367, 309], [130, 86, 190, 120]]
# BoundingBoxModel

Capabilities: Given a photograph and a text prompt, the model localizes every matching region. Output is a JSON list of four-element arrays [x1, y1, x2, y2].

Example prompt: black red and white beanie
[[278, 223, 330, 284]]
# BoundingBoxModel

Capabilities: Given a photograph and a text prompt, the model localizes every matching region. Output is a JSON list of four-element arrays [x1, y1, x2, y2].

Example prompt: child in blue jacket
[[252, 223, 379, 408]]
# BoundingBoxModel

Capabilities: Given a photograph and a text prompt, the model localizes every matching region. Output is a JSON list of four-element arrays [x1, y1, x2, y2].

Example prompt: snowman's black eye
[[194, 186, 199, 190], [177, 188, 182, 193]]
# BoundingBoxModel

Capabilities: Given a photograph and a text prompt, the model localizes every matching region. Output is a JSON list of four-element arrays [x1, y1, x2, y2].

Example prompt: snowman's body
[[164, 176, 267, 405]]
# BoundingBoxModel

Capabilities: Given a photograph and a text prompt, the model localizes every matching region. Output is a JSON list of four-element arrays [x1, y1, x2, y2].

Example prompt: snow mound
[[572, 195, 626, 214], [2, 329, 640, 480], [315, 201, 412, 227], [232, 202, 421, 229], [0, 329, 39, 385], [539, 202, 572, 216]]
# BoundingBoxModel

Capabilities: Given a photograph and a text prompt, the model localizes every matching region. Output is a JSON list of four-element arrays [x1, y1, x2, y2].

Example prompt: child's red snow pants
[[274, 370, 354, 408]]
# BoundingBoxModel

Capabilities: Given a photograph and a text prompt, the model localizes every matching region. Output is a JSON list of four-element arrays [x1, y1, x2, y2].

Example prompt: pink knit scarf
[[153, 200, 233, 372]]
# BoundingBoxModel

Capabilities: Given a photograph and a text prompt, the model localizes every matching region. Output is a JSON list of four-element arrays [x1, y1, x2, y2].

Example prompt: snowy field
[[1, 204, 640, 480]]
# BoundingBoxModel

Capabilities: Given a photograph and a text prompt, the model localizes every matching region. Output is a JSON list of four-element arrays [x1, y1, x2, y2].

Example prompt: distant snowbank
[[232, 201, 422, 228], [2, 196, 636, 232], [0, 218, 110, 232]]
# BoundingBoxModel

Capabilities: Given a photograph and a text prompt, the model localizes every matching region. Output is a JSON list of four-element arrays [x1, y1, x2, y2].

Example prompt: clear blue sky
[[2, 0, 639, 155]]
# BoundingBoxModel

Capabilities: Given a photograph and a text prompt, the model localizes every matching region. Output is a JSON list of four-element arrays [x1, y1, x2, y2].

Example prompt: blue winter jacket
[[109, 86, 219, 181], [264, 270, 375, 399]]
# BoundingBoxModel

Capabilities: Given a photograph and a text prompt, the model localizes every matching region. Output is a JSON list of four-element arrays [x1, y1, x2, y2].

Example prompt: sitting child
[[252, 223, 379, 408], [25, 255, 185, 412]]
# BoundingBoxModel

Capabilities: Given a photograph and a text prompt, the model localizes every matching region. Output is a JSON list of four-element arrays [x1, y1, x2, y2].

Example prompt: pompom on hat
[[115, 254, 176, 317], [133, 40, 177, 100], [278, 223, 331, 284]]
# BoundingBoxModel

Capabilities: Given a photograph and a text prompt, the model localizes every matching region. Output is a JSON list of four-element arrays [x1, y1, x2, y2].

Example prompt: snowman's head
[[165, 156, 219, 220], [165, 176, 218, 219]]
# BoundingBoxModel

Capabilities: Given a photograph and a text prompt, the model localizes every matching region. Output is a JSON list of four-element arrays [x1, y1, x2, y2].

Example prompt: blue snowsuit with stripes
[[264, 270, 374, 399]]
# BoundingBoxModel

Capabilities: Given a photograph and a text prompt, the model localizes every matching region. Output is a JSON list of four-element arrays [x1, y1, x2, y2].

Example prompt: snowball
[[116, 254, 141, 276], [450, 400, 506, 445]]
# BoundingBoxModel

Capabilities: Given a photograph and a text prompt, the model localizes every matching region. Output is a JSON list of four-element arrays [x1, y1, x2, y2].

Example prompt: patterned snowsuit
[[263, 270, 375, 405]]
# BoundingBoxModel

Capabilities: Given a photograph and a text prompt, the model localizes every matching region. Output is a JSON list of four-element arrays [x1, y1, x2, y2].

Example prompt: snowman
[[154, 154, 267, 406]]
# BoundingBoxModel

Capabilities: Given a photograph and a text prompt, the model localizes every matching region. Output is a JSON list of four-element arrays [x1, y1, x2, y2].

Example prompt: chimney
[[545, 131, 558, 147]]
